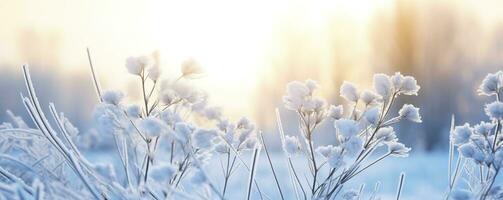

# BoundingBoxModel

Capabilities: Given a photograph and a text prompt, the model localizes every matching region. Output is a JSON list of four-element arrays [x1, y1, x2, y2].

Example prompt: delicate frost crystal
[[303, 98, 327, 113], [181, 58, 204, 77], [391, 72, 404, 90], [283, 135, 301, 155], [125, 55, 151, 75], [192, 129, 218, 149], [360, 90, 380, 105], [149, 163, 177, 183], [138, 117, 167, 138], [458, 143, 477, 158], [174, 122, 194, 143], [373, 73, 392, 97], [485, 101, 503, 121], [375, 127, 397, 142], [401, 76, 420, 95], [363, 107, 380, 125], [387, 142, 410, 157], [451, 123, 473, 145], [126, 104, 141, 118], [344, 137, 363, 157], [316, 145, 344, 168], [328, 105, 344, 120], [160, 110, 182, 126], [334, 119, 359, 138], [147, 66, 161, 81], [398, 104, 422, 123], [340, 81, 359, 102], [474, 121, 494, 136], [305, 79, 319, 93], [102, 90, 124, 105], [478, 71, 502, 96], [283, 81, 310, 110]]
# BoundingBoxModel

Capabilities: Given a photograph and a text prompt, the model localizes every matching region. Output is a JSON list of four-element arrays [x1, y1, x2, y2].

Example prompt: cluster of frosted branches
[[0, 51, 260, 200], [0, 49, 425, 200], [274, 73, 422, 199], [447, 71, 503, 200]]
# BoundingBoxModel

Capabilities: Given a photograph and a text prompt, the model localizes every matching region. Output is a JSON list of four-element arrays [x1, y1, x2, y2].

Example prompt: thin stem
[[288, 159, 307, 199], [247, 147, 261, 200], [141, 74, 150, 116], [395, 173, 405, 200], [260, 132, 285, 200], [308, 138, 318, 196], [86, 48, 102, 102], [144, 140, 152, 182], [222, 151, 231, 198]]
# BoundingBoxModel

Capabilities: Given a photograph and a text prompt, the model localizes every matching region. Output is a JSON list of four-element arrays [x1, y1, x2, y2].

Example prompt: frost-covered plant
[[277, 73, 422, 199], [447, 71, 503, 200], [0, 50, 260, 200], [0, 48, 423, 200]]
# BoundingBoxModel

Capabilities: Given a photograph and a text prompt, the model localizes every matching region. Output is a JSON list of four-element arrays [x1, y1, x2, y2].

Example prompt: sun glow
[[142, 0, 389, 113], [145, 0, 275, 89], [1, 0, 393, 118]]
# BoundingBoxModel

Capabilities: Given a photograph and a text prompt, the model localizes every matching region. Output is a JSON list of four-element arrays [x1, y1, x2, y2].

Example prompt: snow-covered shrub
[[447, 71, 503, 200], [276, 73, 422, 199]]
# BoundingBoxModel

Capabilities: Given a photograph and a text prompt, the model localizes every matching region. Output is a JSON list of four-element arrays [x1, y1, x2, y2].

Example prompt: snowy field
[[87, 151, 450, 199]]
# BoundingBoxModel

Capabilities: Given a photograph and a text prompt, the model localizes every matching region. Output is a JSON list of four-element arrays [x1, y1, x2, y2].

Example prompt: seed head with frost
[[174, 122, 194, 143], [391, 72, 404, 90], [147, 66, 161, 81], [334, 119, 359, 138], [386, 142, 410, 157], [474, 121, 494, 136], [283, 135, 301, 155], [126, 104, 141, 118], [375, 127, 397, 142], [138, 117, 167, 138], [400, 76, 420, 95], [363, 107, 380, 125], [305, 79, 319, 92], [344, 136, 363, 157], [451, 123, 472, 145], [125, 55, 152, 75], [149, 163, 177, 183], [328, 105, 344, 119], [398, 104, 422, 123], [283, 81, 310, 110], [373, 73, 392, 97], [316, 145, 345, 168], [485, 101, 503, 121], [360, 90, 380, 105], [478, 71, 502, 96], [181, 58, 204, 78], [340, 81, 359, 102], [192, 128, 218, 149], [102, 90, 124, 105]]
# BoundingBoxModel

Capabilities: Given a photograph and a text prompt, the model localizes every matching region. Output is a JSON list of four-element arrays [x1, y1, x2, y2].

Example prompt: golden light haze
[[2, 0, 503, 127]]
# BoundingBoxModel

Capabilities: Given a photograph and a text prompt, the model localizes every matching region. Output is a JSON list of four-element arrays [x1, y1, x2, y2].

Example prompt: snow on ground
[[88, 151, 451, 199]]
